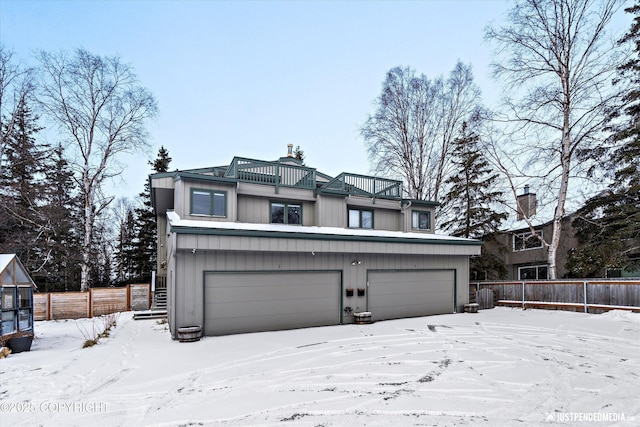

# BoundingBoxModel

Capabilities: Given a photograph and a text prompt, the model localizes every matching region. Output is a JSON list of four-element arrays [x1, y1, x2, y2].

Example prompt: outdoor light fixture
[[351, 260, 361, 266]]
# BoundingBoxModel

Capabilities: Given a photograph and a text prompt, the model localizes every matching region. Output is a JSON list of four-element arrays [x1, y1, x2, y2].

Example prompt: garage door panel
[[204, 271, 340, 336], [207, 310, 339, 335], [205, 297, 339, 318], [368, 270, 454, 321], [208, 284, 333, 303]]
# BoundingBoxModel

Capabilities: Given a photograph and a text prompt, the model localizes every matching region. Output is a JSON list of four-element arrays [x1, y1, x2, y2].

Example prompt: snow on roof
[[166, 211, 481, 245]]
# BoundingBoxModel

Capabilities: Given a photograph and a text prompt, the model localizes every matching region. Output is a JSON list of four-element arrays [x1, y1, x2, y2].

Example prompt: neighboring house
[[150, 146, 482, 338], [482, 187, 639, 280], [481, 187, 579, 280], [482, 217, 578, 280]]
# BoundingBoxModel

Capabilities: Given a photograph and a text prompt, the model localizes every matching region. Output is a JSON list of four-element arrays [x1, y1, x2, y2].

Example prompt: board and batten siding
[[237, 195, 266, 223], [236, 182, 317, 201], [370, 208, 402, 231], [316, 196, 347, 228], [175, 179, 238, 221], [237, 195, 316, 226], [403, 207, 437, 233], [169, 248, 470, 336]]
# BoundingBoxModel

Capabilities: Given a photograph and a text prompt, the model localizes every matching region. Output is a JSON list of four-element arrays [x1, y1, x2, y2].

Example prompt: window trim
[[190, 188, 227, 217], [411, 210, 431, 231], [270, 201, 303, 225], [518, 265, 548, 280], [513, 230, 544, 251], [1, 286, 33, 334], [348, 208, 374, 229]]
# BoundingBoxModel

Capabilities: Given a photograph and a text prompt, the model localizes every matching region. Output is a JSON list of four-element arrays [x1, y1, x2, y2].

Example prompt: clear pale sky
[[0, 0, 632, 201]]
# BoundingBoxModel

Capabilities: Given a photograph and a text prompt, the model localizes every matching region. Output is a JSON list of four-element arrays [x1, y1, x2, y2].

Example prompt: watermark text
[[0, 401, 108, 414], [546, 412, 633, 423]]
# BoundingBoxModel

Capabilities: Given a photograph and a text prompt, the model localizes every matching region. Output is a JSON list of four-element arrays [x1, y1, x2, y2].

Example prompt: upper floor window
[[513, 231, 543, 251], [518, 265, 548, 280], [411, 210, 431, 230], [348, 208, 373, 229], [191, 189, 226, 217], [271, 202, 301, 225]]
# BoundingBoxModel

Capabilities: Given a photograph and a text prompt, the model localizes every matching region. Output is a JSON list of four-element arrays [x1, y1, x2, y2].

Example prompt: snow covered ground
[[1, 308, 639, 426]]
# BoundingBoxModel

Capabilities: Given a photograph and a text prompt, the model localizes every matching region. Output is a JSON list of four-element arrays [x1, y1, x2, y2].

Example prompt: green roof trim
[[169, 224, 483, 246], [174, 171, 238, 185], [401, 199, 440, 208]]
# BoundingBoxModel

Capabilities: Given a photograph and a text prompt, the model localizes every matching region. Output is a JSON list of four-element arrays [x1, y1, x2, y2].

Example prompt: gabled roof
[[0, 254, 37, 288]]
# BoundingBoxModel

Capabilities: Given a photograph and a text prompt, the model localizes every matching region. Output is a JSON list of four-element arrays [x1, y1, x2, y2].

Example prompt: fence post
[[522, 281, 526, 309], [583, 281, 588, 313], [88, 289, 93, 318]]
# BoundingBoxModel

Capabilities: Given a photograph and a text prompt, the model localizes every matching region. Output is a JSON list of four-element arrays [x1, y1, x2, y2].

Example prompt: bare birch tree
[[485, 0, 626, 279], [0, 45, 34, 173], [361, 62, 481, 203], [37, 48, 158, 292]]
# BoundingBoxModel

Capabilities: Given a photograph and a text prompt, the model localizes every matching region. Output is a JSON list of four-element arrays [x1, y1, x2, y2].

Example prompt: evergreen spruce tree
[[132, 184, 155, 282], [39, 144, 83, 291], [293, 145, 305, 165], [89, 219, 112, 287], [0, 99, 48, 271], [131, 146, 172, 283], [150, 145, 172, 173], [568, 3, 640, 277], [440, 122, 508, 279], [112, 198, 134, 284]]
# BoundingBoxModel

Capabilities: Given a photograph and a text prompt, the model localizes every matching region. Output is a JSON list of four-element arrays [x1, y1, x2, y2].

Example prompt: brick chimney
[[517, 185, 536, 220]]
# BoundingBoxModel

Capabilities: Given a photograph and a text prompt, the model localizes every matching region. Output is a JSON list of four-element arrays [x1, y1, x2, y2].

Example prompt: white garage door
[[367, 270, 454, 321], [204, 271, 341, 336]]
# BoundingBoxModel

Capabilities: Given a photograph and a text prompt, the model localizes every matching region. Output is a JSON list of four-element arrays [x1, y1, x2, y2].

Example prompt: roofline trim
[[169, 224, 483, 246]]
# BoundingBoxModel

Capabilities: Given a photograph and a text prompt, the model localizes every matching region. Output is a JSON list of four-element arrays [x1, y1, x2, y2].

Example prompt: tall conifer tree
[[131, 146, 172, 282], [568, 3, 640, 277], [39, 144, 83, 291], [441, 121, 508, 279], [0, 99, 48, 270]]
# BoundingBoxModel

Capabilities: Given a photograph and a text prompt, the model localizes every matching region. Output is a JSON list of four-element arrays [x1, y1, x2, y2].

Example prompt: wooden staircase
[[133, 287, 167, 320]]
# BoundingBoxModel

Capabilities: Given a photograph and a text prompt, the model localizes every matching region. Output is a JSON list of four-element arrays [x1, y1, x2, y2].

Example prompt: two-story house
[[480, 186, 578, 280], [150, 147, 482, 338]]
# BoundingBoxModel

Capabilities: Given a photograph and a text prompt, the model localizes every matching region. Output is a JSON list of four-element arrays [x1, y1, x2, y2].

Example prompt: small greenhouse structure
[[1, 254, 36, 353]]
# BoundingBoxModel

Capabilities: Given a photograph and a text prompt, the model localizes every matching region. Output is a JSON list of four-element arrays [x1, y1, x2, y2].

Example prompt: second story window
[[271, 202, 302, 225], [513, 230, 543, 251], [411, 211, 431, 230], [348, 208, 373, 229], [191, 189, 226, 217]]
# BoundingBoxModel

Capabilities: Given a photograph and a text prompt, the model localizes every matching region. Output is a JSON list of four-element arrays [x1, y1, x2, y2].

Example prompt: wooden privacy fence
[[33, 284, 151, 321], [470, 280, 640, 313]]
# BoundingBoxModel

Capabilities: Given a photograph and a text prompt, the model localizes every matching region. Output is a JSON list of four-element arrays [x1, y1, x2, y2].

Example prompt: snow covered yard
[[1, 308, 639, 427]]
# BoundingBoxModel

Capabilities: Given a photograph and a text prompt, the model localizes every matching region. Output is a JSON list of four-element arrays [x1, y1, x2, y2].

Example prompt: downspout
[[171, 248, 177, 339]]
